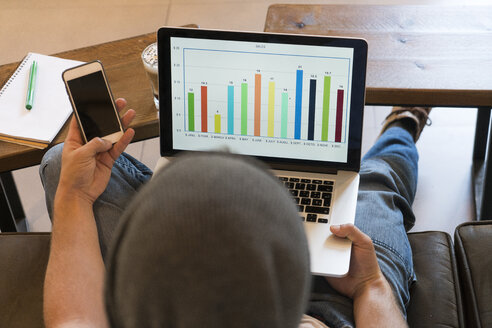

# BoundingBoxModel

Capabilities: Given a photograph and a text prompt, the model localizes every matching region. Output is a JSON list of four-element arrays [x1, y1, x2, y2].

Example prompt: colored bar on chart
[[268, 81, 275, 137], [188, 92, 195, 131], [307, 79, 316, 140], [281, 92, 288, 138], [335, 89, 344, 142], [215, 114, 221, 133], [201, 86, 208, 132], [241, 83, 248, 135], [294, 70, 303, 139], [254, 74, 261, 136], [321, 76, 331, 141], [228, 85, 234, 134]]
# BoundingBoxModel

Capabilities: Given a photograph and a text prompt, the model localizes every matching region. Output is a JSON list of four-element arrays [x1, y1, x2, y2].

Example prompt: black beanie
[[105, 152, 311, 327]]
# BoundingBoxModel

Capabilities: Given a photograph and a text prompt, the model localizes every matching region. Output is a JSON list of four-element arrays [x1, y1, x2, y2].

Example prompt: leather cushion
[[0, 231, 466, 327], [407, 231, 464, 327], [455, 221, 492, 328], [0, 233, 50, 328]]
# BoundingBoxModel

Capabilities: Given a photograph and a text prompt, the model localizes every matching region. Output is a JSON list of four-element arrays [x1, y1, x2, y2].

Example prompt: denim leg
[[308, 127, 418, 327], [39, 143, 153, 260]]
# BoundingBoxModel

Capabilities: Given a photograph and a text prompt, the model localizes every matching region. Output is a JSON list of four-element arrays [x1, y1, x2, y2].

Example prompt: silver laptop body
[[155, 27, 368, 277]]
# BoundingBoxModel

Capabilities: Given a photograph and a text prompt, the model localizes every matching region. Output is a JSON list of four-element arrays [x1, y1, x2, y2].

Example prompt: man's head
[[105, 152, 311, 327]]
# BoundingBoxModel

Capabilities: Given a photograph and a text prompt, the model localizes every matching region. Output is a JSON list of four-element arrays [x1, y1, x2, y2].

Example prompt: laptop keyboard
[[278, 176, 334, 224]]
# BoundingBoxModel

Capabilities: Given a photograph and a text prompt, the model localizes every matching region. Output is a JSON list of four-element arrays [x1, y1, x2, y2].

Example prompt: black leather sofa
[[0, 221, 490, 327], [454, 221, 492, 327]]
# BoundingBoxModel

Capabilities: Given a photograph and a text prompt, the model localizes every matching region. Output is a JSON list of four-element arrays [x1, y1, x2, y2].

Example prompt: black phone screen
[[67, 71, 120, 141]]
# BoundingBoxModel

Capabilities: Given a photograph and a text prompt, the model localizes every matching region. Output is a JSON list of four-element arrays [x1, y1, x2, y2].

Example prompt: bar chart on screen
[[169, 37, 354, 162], [171, 40, 352, 144]]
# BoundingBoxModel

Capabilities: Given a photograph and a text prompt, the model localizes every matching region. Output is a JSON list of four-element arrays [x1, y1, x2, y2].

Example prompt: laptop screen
[[159, 28, 367, 172]]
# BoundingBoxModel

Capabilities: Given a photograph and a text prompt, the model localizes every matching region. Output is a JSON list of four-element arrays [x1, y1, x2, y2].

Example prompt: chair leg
[[473, 107, 492, 220], [0, 172, 27, 232]]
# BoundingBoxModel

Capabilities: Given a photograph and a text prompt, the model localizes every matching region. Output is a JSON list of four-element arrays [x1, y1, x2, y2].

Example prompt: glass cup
[[141, 42, 159, 109]]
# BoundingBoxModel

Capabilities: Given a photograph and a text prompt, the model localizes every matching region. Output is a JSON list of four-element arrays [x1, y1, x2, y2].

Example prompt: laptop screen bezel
[[158, 27, 367, 173]]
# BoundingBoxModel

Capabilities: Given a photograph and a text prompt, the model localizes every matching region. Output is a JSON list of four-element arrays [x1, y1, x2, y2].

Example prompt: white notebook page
[[0, 53, 82, 143]]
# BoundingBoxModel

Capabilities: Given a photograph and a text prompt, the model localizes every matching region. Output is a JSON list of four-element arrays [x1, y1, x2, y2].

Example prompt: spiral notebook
[[0, 53, 82, 149]]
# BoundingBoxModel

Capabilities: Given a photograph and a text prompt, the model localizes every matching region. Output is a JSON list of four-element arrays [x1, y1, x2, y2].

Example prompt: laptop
[[155, 27, 368, 277]]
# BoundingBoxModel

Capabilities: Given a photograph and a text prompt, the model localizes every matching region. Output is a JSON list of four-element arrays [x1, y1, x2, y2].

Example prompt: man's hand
[[44, 98, 136, 328], [57, 98, 135, 205], [326, 224, 407, 327], [325, 223, 385, 299]]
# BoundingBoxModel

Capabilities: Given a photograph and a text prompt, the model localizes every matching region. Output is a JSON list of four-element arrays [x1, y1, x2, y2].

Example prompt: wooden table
[[0, 33, 159, 231], [265, 4, 492, 219], [0, 32, 159, 173]]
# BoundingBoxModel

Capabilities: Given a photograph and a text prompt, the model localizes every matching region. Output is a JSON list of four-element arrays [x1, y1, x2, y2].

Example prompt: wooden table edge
[[264, 4, 492, 108], [366, 88, 492, 107], [0, 32, 160, 173]]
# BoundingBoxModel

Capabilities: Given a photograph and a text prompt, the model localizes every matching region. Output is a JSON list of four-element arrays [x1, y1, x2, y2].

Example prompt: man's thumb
[[85, 137, 112, 156]]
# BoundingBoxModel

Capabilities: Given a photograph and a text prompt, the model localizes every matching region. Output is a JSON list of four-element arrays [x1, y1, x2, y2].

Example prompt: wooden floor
[[2, 0, 485, 235]]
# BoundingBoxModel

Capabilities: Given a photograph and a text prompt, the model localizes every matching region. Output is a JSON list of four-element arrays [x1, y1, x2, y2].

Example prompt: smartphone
[[62, 60, 124, 144]]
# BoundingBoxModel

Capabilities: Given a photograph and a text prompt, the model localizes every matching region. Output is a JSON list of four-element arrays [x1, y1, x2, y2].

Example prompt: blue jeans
[[39, 127, 417, 327], [308, 127, 417, 327], [40, 147, 153, 260]]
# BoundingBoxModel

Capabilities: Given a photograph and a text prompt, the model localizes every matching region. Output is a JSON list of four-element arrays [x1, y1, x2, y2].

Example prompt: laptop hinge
[[268, 162, 338, 175]]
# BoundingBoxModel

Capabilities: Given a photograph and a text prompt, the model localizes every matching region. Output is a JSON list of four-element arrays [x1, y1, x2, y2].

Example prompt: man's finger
[[83, 137, 113, 157], [330, 224, 373, 247], [109, 128, 135, 160], [120, 109, 136, 129], [115, 98, 135, 129], [115, 98, 127, 112], [65, 116, 84, 145]]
